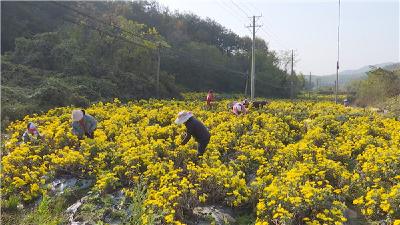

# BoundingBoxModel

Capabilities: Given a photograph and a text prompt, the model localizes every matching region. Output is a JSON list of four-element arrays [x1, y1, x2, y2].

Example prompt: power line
[[164, 47, 251, 93], [169, 49, 289, 91], [237, 0, 289, 52], [163, 48, 247, 76], [259, 27, 290, 50], [38, 1, 290, 97], [219, 0, 246, 18], [256, 78, 290, 90], [220, 0, 292, 97], [229, 0, 250, 17], [221, 0, 282, 51], [215, 0, 248, 26], [52, 1, 158, 46], [59, 3, 247, 78], [165, 47, 291, 91], [236, 0, 258, 16], [170, 47, 289, 90], [226, 0, 290, 51], [62, 16, 150, 49], [242, 1, 261, 16], [54, 0, 167, 98], [61, 15, 170, 98], [56, 1, 291, 93], [63, 15, 250, 95], [220, 0, 258, 35], [230, 0, 291, 51]]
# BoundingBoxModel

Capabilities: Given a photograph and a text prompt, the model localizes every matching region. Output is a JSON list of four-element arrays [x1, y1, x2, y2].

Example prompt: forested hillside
[[348, 68, 400, 119], [1, 1, 302, 126]]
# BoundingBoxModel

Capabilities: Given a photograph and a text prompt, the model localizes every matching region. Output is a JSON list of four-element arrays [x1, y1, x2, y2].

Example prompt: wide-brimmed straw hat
[[175, 111, 193, 125], [72, 110, 84, 122], [27, 122, 36, 130]]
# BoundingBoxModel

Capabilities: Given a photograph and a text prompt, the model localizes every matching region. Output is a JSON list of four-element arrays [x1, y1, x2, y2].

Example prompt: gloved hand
[[180, 132, 189, 145], [85, 132, 94, 139], [181, 132, 187, 141]]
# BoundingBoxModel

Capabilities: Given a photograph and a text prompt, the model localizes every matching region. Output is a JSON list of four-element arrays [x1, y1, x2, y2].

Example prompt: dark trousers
[[85, 131, 94, 139], [197, 137, 210, 156]]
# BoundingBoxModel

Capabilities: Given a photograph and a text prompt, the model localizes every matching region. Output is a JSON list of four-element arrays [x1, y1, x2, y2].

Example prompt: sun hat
[[27, 122, 38, 133], [72, 110, 84, 122], [175, 111, 193, 125], [27, 122, 36, 130]]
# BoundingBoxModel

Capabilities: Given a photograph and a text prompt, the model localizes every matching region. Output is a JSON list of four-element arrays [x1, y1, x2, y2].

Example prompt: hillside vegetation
[[2, 96, 400, 224], [347, 68, 400, 119], [1, 1, 303, 127]]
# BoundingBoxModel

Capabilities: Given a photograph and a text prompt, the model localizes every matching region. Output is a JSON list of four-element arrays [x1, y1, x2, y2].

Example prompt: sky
[[156, 0, 399, 75]]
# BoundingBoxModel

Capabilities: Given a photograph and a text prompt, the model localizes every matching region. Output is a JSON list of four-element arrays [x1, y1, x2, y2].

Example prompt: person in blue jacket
[[71, 109, 97, 139], [175, 111, 211, 156]]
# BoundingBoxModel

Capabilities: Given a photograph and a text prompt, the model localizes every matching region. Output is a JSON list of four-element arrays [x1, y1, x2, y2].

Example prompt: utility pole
[[335, 61, 339, 103], [309, 72, 312, 99], [335, 0, 341, 104], [334, 81, 336, 94], [244, 71, 249, 96], [156, 44, 161, 99], [290, 49, 294, 99], [247, 15, 262, 100]]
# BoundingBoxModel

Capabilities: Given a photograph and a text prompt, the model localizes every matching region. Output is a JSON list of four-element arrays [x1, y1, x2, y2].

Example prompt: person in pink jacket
[[232, 102, 247, 116], [22, 122, 44, 143]]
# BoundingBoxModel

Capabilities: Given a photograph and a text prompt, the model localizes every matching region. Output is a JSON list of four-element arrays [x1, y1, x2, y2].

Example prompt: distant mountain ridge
[[339, 62, 397, 75], [311, 62, 400, 87]]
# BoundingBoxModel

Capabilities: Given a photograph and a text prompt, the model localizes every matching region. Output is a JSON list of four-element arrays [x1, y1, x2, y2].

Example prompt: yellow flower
[[2, 94, 400, 224], [165, 214, 174, 223]]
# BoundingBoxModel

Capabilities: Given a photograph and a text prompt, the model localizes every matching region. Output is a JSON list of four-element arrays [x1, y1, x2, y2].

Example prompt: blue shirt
[[72, 114, 97, 138]]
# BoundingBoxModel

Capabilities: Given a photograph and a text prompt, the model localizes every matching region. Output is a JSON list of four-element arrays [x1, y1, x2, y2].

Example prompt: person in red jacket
[[206, 90, 214, 109]]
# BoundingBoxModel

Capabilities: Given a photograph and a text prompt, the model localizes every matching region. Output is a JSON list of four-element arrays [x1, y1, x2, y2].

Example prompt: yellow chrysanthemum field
[[1, 95, 400, 224]]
